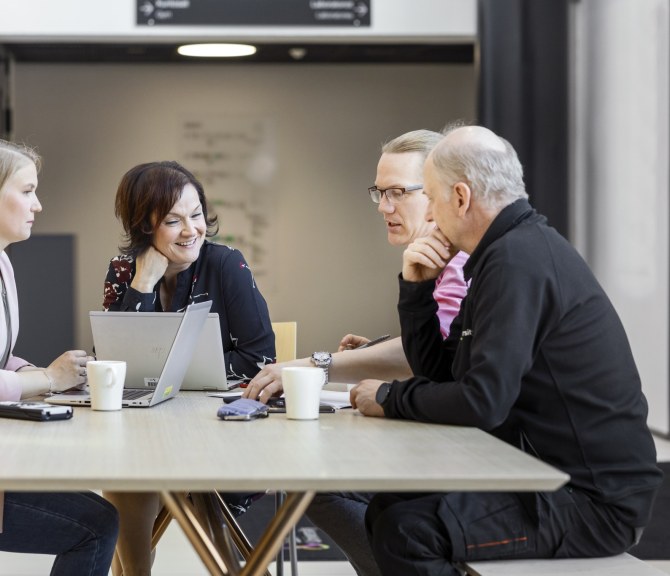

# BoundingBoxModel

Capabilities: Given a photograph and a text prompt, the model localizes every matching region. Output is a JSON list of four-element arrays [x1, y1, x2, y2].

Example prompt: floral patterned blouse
[[103, 241, 275, 381]]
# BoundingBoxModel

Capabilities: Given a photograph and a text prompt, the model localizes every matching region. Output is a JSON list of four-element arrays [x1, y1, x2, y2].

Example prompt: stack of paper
[[319, 389, 352, 409]]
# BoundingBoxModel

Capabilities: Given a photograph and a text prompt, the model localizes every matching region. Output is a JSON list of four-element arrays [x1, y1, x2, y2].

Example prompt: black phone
[[266, 397, 336, 414], [0, 401, 73, 421]]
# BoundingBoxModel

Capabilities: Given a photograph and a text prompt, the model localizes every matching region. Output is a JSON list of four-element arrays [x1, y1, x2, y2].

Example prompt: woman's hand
[[131, 246, 169, 293], [47, 350, 94, 392]]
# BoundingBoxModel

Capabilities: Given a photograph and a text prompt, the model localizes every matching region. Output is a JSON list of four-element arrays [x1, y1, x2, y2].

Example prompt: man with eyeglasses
[[245, 129, 468, 399], [243, 128, 468, 576]]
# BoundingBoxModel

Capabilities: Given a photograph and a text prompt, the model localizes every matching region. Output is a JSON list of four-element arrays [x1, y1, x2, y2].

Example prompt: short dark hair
[[115, 160, 219, 255]]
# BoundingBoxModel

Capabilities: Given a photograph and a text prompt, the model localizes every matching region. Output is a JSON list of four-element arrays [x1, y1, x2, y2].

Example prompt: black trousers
[[365, 488, 637, 576]]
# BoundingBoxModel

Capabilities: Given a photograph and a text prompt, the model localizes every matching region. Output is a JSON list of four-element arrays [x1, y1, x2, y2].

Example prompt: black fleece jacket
[[387, 199, 662, 527]]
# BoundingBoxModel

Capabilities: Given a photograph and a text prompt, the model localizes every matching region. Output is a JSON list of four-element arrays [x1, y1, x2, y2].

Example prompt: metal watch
[[310, 351, 332, 385], [375, 382, 393, 407]]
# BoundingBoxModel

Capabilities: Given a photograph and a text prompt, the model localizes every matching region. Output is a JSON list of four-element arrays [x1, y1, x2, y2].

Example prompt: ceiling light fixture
[[177, 43, 257, 57], [288, 47, 307, 60]]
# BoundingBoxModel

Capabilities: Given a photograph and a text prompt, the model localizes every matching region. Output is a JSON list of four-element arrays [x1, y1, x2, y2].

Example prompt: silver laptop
[[46, 301, 211, 408], [88, 310, 230, 391]]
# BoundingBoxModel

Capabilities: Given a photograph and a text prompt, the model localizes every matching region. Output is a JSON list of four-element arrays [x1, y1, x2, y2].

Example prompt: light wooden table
[[0, 392, 569, 575]]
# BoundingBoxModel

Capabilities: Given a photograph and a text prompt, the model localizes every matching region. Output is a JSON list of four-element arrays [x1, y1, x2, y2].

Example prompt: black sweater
[[388, 200, 662, 527], [103, 241, 275, 381]]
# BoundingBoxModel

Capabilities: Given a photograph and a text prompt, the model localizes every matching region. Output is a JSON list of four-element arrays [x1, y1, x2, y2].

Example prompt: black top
[[103, 241, 275, 381], [389, 199, 662, 527]]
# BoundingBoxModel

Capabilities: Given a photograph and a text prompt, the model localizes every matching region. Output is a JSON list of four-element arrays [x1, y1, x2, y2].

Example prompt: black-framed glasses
[[368, 185, 423, 204]]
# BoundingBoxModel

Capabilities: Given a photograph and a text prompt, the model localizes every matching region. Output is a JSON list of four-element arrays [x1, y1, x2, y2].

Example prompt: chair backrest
[[271, 321, 297, 362]]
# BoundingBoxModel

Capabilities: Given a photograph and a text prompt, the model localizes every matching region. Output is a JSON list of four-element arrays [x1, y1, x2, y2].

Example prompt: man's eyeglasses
[[368, 185, 423, 204]]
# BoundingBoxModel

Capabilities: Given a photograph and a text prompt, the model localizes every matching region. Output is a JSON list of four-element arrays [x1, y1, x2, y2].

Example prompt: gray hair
[[432, 126, 527, 210], [0, 139, 41, 194]]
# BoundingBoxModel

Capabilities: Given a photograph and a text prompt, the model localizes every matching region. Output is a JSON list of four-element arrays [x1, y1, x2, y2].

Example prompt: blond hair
[[0, 139, 41, 194], [381, 129, 444, 163]]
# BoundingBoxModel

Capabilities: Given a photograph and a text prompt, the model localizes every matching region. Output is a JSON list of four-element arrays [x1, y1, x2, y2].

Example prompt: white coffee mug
[[282, 366, 325, 420], [87, 360, 126, 411]]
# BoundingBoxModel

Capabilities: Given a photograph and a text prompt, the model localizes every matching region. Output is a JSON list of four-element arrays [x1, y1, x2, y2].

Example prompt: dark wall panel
[[7, 234, 75, 367]]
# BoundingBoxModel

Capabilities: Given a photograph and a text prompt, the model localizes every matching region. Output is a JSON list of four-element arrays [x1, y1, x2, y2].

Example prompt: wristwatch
[[310, 351, 332, 385], [375, 382, 393, 407]]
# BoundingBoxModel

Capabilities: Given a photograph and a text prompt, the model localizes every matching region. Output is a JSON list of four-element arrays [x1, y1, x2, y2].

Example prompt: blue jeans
[[306, 492, 381, 576], [0, 492, 119, 576]]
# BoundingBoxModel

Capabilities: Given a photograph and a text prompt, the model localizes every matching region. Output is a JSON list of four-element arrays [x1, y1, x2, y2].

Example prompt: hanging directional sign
[[137, 0, 371, 27]]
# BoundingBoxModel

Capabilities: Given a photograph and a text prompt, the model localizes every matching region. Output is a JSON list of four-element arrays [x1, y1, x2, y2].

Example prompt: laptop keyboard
[[122, 389, 152, 400]]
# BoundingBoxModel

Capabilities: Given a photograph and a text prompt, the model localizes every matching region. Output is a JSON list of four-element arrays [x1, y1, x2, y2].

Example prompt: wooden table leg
[[161, 491, 313, 576], [241, 491, 315, 576], [209, 492, 257, 561], [160, 492, 235, 576], [151, 505, 174, 552], [201, 492, 272, 576]]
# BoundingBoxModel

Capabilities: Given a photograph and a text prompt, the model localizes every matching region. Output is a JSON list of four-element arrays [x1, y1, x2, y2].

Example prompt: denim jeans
[[0, 492, 119, 576]]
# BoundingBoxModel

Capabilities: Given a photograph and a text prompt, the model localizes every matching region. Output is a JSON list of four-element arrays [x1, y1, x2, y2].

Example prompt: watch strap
[[376, 382, 393, 407], [310, 352, 332, 385]]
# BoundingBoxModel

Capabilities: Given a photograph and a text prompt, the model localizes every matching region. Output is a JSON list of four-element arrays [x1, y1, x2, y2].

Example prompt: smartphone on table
[[0, 401, 73, 421], [266, 397, 336, 414]]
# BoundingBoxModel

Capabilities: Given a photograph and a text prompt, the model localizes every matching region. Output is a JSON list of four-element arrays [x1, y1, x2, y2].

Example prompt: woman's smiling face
[[152, 183, 206, 272]]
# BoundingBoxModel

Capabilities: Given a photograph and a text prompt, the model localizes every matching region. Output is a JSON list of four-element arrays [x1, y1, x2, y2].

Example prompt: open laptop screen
[[89, 311, 228, 391]]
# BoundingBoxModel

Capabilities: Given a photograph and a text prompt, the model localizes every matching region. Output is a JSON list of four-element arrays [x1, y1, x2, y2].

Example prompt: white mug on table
[[87, 360, 126, 411]]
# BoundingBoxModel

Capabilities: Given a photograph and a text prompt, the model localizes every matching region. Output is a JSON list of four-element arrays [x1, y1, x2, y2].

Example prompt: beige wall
[[13, 62, 475, 357]]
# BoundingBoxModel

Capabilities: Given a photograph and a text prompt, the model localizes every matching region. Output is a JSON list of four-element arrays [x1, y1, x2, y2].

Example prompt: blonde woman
[[0, 138, 118, 575]]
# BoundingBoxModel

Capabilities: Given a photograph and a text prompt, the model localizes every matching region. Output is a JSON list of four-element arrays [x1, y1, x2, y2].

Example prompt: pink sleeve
[[1, 355, 31, 401], [433, 251, 469, 338], [0, 369, 22, 401], [1, 252, 32, 401]]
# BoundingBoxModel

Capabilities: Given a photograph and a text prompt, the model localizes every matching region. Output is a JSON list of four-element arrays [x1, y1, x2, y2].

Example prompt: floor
[[1, 433, 669, 575], [0, 522, 356, 575]]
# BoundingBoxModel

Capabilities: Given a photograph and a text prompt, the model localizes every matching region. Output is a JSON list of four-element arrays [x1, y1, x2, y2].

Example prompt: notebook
[[46, 301, 211, 408], [88, 310, 230, 391]]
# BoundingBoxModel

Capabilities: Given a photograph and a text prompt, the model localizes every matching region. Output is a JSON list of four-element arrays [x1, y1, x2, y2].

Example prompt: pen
[[355, 334, 391, 349]]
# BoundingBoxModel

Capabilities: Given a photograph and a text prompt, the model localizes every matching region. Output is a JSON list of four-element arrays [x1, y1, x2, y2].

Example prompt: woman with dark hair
[[102, 160, 275, 575], [0, 138, 119, 575], [103, 160, 275, 379]]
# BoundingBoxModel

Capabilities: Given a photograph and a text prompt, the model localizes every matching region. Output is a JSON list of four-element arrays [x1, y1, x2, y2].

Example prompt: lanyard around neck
[[0, 274, 11, 369]]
